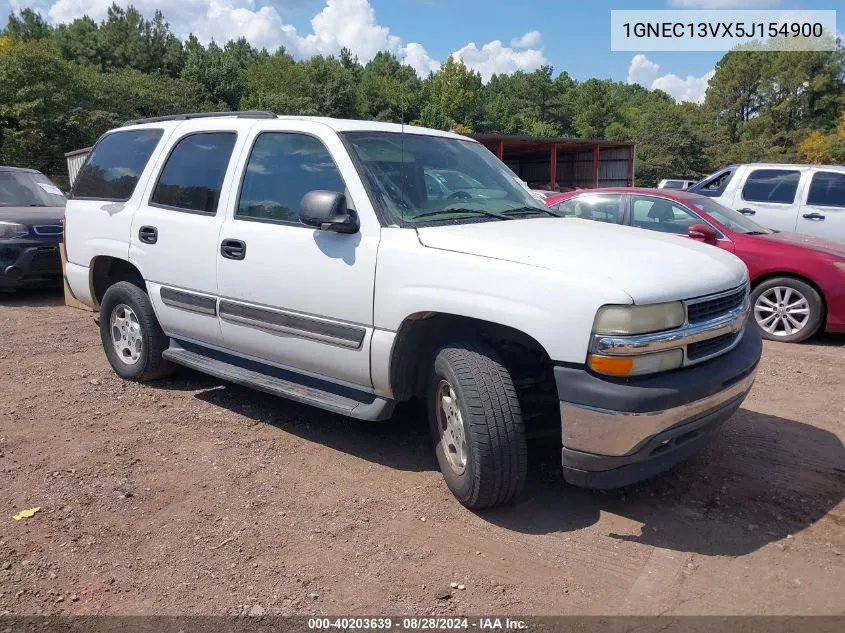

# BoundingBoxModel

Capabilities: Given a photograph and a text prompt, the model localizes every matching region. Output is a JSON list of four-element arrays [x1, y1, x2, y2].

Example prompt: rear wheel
[[750, 277, 824, 343], [99, 281, 173, 381], [427, 342, 527, 509]]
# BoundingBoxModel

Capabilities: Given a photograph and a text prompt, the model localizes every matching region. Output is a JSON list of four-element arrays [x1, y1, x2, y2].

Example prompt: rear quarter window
[[71, 129, 163, 201]]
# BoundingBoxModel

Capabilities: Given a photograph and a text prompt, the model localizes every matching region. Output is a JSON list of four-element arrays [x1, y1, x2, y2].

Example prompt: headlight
[[593, 302, 685, 335], [588, 349, 683, 377], [0, 221, 29, 239]]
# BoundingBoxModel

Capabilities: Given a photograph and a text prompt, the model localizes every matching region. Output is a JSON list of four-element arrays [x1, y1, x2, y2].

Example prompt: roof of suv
[[118, 112, 470, 141], [720, 162, 845, 172]]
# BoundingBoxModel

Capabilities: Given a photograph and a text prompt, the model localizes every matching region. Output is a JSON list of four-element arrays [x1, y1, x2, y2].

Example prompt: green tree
[[426, 56, 482, 130], [2, 8, 52, 40], [358, 51, 421, 123]]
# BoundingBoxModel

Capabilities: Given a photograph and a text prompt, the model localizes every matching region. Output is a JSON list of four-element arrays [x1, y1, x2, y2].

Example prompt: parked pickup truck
[[687, 163, 845, 244], [64, 112, 762, 509]]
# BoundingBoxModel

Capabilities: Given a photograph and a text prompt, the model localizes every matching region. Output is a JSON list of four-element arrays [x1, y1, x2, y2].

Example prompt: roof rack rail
[[122, 111, 277, 127]]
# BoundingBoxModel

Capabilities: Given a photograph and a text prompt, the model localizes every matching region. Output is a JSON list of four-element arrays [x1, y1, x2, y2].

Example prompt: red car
[[545, 187, 845, 343]]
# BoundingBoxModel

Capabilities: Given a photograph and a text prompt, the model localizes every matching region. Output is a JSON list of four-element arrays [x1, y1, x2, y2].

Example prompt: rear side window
[[807, 172, 845, 207], [553, 195, 623, 224], [237, 132, 345, 224], [151, 132, 237, 214], [742, 169, 800, 204], [72, 129, 163, 201]]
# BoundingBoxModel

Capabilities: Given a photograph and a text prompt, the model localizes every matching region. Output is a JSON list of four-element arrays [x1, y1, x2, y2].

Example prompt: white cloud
[[452, 40, 547, 82], [627, 53, 660, 86], [627, 54, 713, 104], [402, 42, 440, 76], [510, 30, 542, 49], [11, 0, 545, 81], [668, 0, 780, 7]]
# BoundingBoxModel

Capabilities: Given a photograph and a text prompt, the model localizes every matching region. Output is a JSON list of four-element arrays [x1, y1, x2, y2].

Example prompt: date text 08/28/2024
[[308, 618, 529, 630]]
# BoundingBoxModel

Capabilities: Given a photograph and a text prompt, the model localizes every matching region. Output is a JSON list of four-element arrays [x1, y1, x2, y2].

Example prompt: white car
[[687, 163, 845, 244], [657, 179, 696, 191], [64, 112, 761, 509]]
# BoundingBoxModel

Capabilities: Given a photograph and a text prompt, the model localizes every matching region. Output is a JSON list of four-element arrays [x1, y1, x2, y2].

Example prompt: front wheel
[[750, 277, 824, 343], [427, 342, 527, 509], [99, 281, 174, 381]]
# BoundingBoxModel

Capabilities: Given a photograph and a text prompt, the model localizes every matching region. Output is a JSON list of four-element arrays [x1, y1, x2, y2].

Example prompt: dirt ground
[[1, 289, 844, 616]]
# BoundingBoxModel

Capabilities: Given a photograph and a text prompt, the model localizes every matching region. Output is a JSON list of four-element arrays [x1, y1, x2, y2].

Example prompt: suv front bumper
[[556, 323, 762, 489], [0, 239, 62, 289]]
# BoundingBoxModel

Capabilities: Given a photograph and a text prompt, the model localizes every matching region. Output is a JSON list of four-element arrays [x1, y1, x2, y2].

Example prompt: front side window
[[741, 169, 800, 204], [0, 170, 66, 207], [688, 169, 732, 197], [807, 172, 845, 207], [343, 132, 554, 226], [631, 196, 703, 235], [553, 195, 623, 224], [72, 129, 163, 201], [151, 132, 237, 214], [237, 133, 346, 223]]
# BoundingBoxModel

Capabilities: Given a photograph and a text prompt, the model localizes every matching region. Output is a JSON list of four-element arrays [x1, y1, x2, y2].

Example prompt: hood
[[0, 205, 65, 225], [416, 218, 748, 305], [756, 230, 845, 259]]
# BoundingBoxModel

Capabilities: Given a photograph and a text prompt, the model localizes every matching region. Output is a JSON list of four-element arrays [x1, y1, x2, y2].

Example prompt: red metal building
[[471, 133, 636, 191]]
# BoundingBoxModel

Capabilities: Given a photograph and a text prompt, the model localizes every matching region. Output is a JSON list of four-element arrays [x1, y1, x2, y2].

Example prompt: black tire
[[750, 277, 824, 343], [99, 281, 174, 381], [427, 342, 527, 509]]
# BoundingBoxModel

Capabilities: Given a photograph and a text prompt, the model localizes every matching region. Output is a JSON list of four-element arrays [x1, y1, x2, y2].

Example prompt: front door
[[796, 170, 845, 244], [216, 122, 380, 389], [728, 167, 803, 233]]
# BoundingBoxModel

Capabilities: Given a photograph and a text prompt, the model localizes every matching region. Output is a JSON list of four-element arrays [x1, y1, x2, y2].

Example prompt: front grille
[[687, 332, 738, 361], [30, 250, 61, 272], [687, 287, 745, 323]]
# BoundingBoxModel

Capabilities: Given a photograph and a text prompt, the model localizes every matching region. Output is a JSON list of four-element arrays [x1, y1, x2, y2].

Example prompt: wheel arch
[[388, 311, 555, 403], [90, 256, 146, 308]]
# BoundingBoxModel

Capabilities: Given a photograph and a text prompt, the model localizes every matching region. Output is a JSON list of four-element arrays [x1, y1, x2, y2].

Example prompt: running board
[[162, 341, 395, 422]]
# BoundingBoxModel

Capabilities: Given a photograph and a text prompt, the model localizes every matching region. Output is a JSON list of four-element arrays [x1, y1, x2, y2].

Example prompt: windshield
[[0, 170, 66, 207], [689, 197, 772, 235], [343, 132, 555, 225]]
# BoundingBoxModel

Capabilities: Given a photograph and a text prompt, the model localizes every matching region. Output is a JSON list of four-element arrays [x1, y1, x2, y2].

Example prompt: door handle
[[139, 226, 158, 244], [738, 208, 756, 216], [802, 212, 825, 221], [220, 239, 246, 260]]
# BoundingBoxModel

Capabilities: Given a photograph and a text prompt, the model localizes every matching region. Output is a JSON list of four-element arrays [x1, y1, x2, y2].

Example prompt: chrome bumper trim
[[591, 293, 750, 367], [560, 369, 756, 457]]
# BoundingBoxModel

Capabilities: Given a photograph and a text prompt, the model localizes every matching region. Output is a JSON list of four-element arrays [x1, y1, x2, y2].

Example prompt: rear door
[[729, 167, 803, 232], [796, 170, 845, 244], [129, 119, 254, 346]]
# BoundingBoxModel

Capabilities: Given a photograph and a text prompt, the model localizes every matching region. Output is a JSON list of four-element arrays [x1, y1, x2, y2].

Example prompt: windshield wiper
[[411, 207, 514, 221], [502, 206, 560, 218]]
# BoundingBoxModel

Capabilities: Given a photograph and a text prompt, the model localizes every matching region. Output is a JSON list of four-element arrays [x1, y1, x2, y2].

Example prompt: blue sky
[[2, 0, 842, 103]]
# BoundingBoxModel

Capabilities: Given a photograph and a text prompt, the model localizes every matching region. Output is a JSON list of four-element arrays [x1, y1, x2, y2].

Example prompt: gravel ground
[[1, 289, 844, 616]]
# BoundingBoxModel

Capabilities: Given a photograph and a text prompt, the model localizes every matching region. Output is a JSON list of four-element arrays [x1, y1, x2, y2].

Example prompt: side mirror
[[299, 191, 359, 234], [688, 223, 718, 245]]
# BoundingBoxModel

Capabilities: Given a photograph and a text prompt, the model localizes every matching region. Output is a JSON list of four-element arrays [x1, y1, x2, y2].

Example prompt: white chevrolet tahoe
[[64, 112, 762, 509]]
